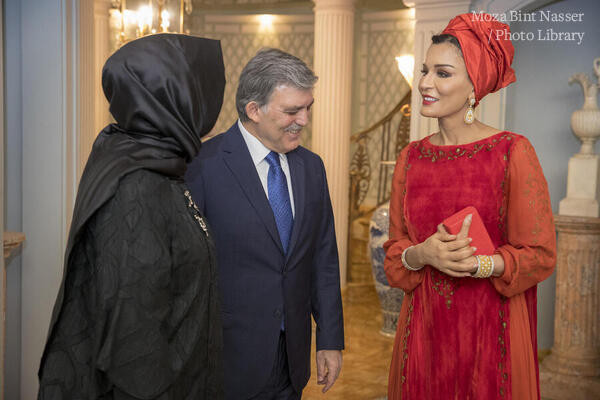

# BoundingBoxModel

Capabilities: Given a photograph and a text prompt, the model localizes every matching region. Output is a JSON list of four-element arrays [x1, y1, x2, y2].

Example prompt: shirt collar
[[238, 119, 274, 166]]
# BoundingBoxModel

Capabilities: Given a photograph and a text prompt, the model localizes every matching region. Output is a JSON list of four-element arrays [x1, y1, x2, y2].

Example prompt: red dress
[[383, 132, 556, 400]]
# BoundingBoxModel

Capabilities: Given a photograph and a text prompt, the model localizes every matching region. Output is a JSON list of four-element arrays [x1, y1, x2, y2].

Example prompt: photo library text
[[489, 28, 584, 45]]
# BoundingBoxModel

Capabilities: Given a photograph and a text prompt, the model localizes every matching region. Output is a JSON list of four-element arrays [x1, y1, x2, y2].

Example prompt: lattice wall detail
[[189, 15, 314, 146]]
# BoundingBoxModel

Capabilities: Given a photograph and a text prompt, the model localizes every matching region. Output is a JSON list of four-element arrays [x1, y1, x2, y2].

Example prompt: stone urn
[[559, 57, 600, 218], [369, 201, 405, 337], [568, 57, 600, 156]]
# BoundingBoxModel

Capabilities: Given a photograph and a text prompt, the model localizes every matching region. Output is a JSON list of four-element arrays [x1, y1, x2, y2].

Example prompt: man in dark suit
[[185, 48, 344, 399]]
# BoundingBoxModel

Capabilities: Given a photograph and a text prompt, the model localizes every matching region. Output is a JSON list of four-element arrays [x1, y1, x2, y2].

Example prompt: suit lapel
[[221, 125, 284, 254], [286, 149, 305, 261]]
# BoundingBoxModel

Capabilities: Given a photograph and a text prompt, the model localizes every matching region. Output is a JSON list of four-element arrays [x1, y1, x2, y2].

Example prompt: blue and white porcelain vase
[[369, 202, 405, 337]]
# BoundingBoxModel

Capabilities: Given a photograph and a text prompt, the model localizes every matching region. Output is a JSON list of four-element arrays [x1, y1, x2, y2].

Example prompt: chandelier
[[109, 0, 193, 49]]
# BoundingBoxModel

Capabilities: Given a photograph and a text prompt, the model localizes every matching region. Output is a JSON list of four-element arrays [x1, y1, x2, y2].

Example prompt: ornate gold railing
[[349, 91, 411, 216], [347, 91, 411, 283]]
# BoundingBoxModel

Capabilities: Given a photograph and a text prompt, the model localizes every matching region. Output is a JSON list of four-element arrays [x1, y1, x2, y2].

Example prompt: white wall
[[4, 0, 79, 398], [0, 2, 5, 397], [4, 0, 24, 397], [504, 0, 600, 349]]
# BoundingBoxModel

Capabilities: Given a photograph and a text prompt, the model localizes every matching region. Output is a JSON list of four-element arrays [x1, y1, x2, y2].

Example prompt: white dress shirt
[[238, 120, 295, 216]]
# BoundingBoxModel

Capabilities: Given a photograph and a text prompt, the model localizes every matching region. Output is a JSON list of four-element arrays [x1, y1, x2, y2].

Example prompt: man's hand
[[316, 350, 342, 393]]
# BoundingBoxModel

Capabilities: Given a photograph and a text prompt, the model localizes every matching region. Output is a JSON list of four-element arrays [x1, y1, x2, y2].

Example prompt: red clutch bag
[[442, 206, 495, 255]]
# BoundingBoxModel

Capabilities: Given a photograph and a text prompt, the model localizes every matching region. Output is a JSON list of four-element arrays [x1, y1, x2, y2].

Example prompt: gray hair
[[236, 48, 318, 122]]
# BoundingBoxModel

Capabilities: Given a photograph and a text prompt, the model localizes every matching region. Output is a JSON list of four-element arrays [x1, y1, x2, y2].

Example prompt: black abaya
[[38, 34, 226, 399]]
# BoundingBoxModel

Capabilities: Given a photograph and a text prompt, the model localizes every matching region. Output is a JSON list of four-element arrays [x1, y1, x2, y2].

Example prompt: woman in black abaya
[[38, 34, 226, 399]]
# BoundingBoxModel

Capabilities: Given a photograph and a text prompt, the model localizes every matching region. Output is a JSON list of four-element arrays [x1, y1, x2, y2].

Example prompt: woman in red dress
[[383, 13, 556, 400]]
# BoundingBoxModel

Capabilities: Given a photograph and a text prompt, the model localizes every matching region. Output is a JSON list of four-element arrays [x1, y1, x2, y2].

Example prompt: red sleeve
[[383, 145, 425, 292], [492, 137, 557, 297]]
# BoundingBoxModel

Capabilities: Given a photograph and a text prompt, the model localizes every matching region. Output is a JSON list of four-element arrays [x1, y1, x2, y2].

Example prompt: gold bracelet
[[473, 255, 494, 278]]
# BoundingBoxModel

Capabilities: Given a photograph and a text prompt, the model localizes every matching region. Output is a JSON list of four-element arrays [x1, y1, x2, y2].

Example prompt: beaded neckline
[[423, 131, 510, 148], [415, 132, 516, 162]]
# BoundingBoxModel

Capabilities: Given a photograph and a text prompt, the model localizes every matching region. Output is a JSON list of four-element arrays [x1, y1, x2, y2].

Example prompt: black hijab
[[43, 33, 225, 351]]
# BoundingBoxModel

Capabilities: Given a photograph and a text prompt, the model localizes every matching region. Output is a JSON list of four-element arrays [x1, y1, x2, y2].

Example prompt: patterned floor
[[303, 284, 394, 400]]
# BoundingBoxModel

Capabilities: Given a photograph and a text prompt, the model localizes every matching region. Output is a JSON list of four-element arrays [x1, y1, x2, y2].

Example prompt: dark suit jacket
[[185, 123, 344, 399]]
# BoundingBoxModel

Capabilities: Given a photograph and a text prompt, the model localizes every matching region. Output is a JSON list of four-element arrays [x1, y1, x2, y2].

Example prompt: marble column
[[312, 0, 355, 287], [540, 215, 600, 399]]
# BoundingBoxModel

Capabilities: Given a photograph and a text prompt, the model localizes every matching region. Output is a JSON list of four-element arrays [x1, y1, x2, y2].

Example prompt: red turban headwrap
[[441, 13, 516, 107]]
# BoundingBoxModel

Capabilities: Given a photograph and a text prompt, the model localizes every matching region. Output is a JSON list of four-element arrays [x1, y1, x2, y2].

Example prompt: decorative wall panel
[[189, 14, 314, 145]]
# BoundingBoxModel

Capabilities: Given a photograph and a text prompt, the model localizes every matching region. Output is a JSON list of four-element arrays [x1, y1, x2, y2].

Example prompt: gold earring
[[464, 98, 475, 124]]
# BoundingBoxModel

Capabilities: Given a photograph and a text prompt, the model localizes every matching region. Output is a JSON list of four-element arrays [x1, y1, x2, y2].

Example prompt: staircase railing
[[347, 91, 411, 282]]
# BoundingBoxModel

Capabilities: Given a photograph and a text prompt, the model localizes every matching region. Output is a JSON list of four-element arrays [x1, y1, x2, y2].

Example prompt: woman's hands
[[404, 214, 478, 278]]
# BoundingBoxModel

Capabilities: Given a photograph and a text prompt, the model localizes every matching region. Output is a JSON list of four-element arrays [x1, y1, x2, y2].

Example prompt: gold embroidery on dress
[[498, 147, 511, 242], [400, 293, 414, 386], [498, 297, 509, 397], [401, 144, 419, 247], [431, 270, 457, 309], [505, 138, 554, 277], [522, 140, 552, 246], [417, 133, 515, 162]]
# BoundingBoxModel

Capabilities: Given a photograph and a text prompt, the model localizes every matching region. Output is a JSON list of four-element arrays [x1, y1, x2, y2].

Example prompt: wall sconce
[[109, 0, 193, 50], [258, 14, 275, 33], [395, 55, 414, 89]]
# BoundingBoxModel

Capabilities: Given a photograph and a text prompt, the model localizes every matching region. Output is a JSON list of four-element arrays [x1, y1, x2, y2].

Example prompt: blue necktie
[[265, 151, 294, 254]]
